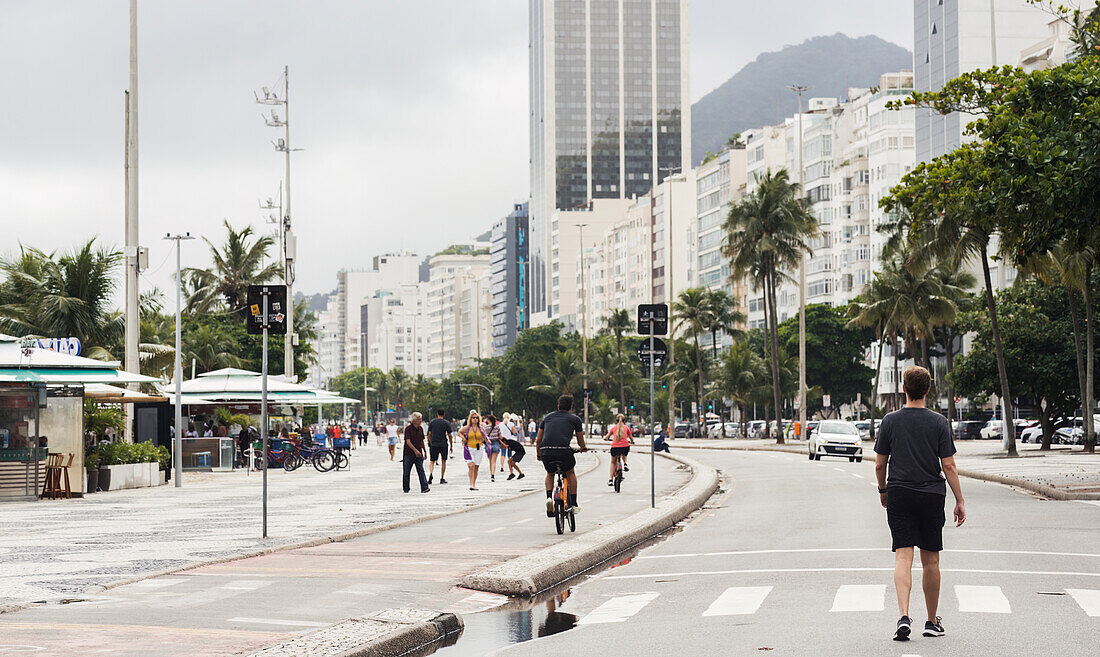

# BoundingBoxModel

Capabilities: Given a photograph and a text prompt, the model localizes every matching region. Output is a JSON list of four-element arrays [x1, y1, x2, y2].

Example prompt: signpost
[[637, 303, 668, 509], [247, 284, 286, 539], [822, 394, 831, 408]]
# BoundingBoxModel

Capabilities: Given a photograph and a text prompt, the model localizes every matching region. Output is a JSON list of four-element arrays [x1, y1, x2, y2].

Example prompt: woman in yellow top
[[458, 410, 491, 490]]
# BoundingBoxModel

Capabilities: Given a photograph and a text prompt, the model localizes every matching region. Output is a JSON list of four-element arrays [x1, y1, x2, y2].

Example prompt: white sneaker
[[545, 497, 555, 517]]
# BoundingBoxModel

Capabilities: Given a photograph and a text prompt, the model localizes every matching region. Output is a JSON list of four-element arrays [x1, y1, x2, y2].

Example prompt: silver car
[[808, 420, 863, 462]]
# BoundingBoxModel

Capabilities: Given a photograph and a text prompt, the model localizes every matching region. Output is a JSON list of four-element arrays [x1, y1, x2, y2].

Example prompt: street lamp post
[[164, 232, 194, 488], [575, 223, 590, 438], [659, 166, 681, 434], [788, 84, 810, 440]]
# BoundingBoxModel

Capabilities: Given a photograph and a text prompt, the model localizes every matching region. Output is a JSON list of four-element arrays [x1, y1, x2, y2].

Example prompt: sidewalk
[[0, 441, 553, 610], [667, 437, 1100, 499]]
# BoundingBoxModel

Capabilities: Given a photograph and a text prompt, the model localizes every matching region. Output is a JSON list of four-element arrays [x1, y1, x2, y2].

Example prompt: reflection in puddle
[[428, 589, 578, 656]]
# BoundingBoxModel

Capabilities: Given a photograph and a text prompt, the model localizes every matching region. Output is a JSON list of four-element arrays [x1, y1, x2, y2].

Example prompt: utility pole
[[576, 223, 590, 438], [257, 67, 299, 380], [124, 0, 142, 440], [659, 167, 681, 434], [788, 84, 810, 441], [165, 233, 194, 488]]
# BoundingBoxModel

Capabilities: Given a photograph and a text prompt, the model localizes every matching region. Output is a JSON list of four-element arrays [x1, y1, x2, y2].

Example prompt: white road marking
[[448, 591, 509, 613], [638, 547, 1100, 560], [956, 585, 1011, 613], [702, 586, 772, 616], [579, 593, 659, 624], [830, 585, 885, 612], [124, 578, 187, 589], [1066, 589, 1100, 617], [227, 617, 329, 627], [514, 518, 533, 525], [220, 580, 268, 591], [833, 467, 845, 472], [606, 567, 1100, 581], [851, 473, 865, 479], [1075, 501, 1100, 509], [449, 537, 473, 544], [333, 584, 374, 596], [485, 527, 506, 534]]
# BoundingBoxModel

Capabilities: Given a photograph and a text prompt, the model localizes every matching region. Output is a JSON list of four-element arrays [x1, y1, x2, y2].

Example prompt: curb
[[246, 608, 463, 657], [675, 442, 1100, 501], [0, 453, 604, 616], [460, 450, 720, 597]]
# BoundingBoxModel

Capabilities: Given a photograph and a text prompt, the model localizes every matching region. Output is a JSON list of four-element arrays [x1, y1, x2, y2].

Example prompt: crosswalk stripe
[[702, 586, 772, 616], [830, 585, 885, 612], [579, 593, 659, 624], [125, 578, 187, 590], [956, 585, 1011, 613], [1066, 589, 1100, 617], [220, 580, 268, 591]]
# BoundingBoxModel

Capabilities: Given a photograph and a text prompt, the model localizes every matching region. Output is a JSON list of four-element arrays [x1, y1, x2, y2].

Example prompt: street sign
[[246, 285, 288, 335], [856, 392, 862, 404], [637, 303, 669, 335], [583, 388, 594, 401], [636, 337, 668, 368], [823, 394, 832, 407]]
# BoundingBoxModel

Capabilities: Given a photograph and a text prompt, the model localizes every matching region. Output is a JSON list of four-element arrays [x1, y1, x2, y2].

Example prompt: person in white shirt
[[385, 419, 401, 461], [527, 418, 537, 445]]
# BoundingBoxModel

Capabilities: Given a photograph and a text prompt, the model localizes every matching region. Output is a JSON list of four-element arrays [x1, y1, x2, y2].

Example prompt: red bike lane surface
[[0, 451, 688, 657]]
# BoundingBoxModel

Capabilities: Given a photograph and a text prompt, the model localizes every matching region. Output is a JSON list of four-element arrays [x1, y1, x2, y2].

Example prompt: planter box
[[104, 462, 162, 490]]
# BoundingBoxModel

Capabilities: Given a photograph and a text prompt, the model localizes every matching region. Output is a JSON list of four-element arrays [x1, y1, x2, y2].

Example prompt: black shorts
[[886, 486, 946, 552], [610, 446, 630, 457], [540, 448, 576, 474], [429, 444, 448, 462], [509, 449, 525, 463]]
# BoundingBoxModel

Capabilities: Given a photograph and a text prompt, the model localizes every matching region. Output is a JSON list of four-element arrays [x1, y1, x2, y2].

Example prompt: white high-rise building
[[425, 252, 492, 379], [334, 253, 422, 373], [553, 198, 635, 332], [529, 0, 691, 325], [363, 283, 427, 377]]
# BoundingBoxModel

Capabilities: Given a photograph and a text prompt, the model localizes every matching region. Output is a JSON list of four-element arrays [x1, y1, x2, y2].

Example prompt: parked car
[[805, 420, 820, 441], [980, 419, 1004, 440], [673, 423, 693, 439], [747, 420, 767, 439], [723, 422, 740, 437], [954, 421, 985, 441], [704, 420, 722, 438], [853, 421, 871, 440], [808, 420, 863, 462], [1020, 423, 1044, 443]]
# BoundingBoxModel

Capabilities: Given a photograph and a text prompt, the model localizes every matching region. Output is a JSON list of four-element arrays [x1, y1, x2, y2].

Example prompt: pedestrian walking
[[502, 431, 526, 480], [874, 365, 965, 642], [485, 414, 502, 481], [385, 418, 400, 461], [527, 417, 537, 445], [498, 414, 517, 475], [458, 410, 490, 490], [426, 408, 453, 485], [401, 412, 430, 494]]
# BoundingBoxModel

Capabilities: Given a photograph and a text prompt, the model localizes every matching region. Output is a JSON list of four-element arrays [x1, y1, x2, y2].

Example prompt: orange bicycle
[[550, 451, 577, 535]]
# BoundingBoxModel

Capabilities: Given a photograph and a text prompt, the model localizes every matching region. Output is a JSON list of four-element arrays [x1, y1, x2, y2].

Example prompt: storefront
[[0, 386, 45, 500]]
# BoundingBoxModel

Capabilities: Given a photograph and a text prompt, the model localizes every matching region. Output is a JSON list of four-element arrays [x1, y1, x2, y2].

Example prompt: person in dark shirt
[[502, 435, 526, 480], [536, 395, 587, 514], [401, 412, 430, 493], [426, 409, 453, 485], [874, 365, 965, 642]]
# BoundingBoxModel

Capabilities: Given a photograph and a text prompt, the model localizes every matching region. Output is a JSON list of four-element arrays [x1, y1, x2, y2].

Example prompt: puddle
[[427, 588, 578, 656]]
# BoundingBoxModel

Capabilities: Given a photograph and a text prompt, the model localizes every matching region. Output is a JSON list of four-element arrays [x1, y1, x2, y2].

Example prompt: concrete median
[[460, 450, 720, 596]]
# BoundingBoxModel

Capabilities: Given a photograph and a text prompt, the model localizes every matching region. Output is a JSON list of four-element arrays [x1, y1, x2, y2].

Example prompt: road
[[497, 449, 1100, 656], [0, 448, 688, 657]]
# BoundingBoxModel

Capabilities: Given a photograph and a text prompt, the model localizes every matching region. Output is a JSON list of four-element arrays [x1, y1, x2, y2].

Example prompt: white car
[[808, 420, 863, 462], [980, 419, 1004, 440], [1019, 424, 1044, 444]]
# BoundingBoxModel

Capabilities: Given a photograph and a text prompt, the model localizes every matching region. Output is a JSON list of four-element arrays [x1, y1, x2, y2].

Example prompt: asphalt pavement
[[495, 449, 1100, 657], [0, 447, 689, 657]]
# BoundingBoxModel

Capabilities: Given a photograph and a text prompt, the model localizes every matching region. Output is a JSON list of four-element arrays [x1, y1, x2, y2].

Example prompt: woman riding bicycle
[[458, 410, 491, 490], [606, 414, 634, 486]]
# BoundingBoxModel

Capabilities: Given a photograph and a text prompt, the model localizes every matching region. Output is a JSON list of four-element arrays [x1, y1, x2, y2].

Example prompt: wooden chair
[[59, 453, 73, 499], [41, 453, 63, 499]]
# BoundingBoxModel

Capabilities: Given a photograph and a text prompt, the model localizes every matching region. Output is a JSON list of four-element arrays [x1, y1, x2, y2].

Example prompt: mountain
[[691, 34, 913, 165]]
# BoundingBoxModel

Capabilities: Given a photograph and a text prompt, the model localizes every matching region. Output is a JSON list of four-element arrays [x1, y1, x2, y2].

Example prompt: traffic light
[[453, 383, 461, 396]]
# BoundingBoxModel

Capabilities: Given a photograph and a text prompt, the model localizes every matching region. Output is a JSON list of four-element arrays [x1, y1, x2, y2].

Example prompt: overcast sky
[[0, 1, 912, 299]]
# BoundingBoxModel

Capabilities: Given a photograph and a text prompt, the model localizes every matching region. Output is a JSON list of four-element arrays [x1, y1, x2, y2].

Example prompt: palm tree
[[723, 169, 819, 443], [673, 288, 711, 435], [603, 309, 632, 409], [183, 220, 282, 313], [0, 240, 125, 359], [703, 289, 745, 361], [588, 342, 619, 404], [528, 349, 583, 396], [716, 342, 766, 438], [932, 266, 977, 423], [387, 369, 414, 413], [183, 324, 246, 374]]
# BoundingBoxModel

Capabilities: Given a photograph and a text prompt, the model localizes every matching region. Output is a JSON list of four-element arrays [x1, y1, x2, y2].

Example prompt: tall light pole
[[165, 233, 194, 487], [256, 68, 300, 380], [659, 166, 681, 434], [575, 223, 590, 436], [124, 0, 143, 438], [788, 84, 810, 440]]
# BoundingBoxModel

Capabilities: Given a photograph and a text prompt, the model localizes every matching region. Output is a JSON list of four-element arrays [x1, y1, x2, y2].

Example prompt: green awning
[[0, 368, 158, 385]]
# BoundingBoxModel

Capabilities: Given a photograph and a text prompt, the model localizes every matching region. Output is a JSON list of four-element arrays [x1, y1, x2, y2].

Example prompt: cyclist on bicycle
[[536, 394, 588, 516], [606, 414, 634, 486]]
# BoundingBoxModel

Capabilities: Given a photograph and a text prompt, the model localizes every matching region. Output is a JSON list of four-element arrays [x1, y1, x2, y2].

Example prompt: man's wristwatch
[[878, 488, 887, 494]]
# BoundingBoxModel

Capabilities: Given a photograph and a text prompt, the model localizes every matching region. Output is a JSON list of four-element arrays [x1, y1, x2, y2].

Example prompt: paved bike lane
[[0, 449, 690, 657]]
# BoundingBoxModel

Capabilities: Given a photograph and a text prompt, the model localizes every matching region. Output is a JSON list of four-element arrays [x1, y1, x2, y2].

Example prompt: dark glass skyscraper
[[529, 0, 689, 318], [490, 203, 530, 356]]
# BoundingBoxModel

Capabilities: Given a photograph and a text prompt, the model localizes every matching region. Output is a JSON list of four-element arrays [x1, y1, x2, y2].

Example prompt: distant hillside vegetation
[[691, 34, 913, 165]]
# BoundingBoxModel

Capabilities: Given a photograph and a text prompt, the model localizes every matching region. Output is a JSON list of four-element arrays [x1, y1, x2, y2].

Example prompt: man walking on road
[[536, 395, 587, 515], [402, 412, 430, 494], [426, 409, 452, 485], [874, 366, 966, 642]]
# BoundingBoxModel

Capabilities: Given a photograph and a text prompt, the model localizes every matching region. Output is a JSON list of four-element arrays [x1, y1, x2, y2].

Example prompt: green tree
[[704, 289, 745, 361], [528, 349, 583, 397], [715, 342, 766, 437], [183, 220, 282, 314], [497, 323, 571, 417], [603, 309, 633, 409], [673, 287, 712, 434], [723, 169, 819, 442], [778, 304, 874, 417]]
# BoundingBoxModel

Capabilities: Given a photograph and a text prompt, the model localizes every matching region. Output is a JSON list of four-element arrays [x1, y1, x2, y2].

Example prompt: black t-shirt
[[539, 410, 582, 450], [427, 418, 451, 446], [873, 407, 956, 495], [502, 438, 525, 457]]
